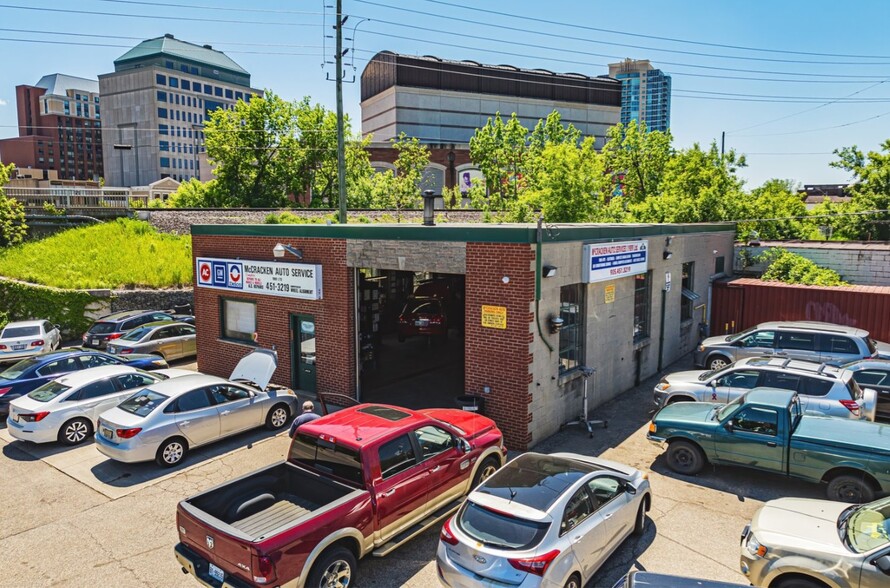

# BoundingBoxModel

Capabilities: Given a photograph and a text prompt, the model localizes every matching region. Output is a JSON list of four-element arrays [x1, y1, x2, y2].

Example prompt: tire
[[265, 403, 290, 430], [707, 355, 730, 371], [564, 573, 582, 588], [632, 499, 648, 536], [827, 474, 875, 503], [471, 456, 501, 490], [666, 396, 694, 405], [666, 440, 706, 475], [775, 577, 827, 588], [58, 418, 93, 446], [155, 437, 188, 468], [306, 546, 357, 588]]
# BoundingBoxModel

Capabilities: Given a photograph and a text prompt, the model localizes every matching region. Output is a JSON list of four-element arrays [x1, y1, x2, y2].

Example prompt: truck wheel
[[775, 577, 826, 588], [265, 404, 290, 430], [58, 418, 93, 446], [564, 573, 582, 588], [666, 440, 706, 475], [827, 474, 875, 503], [306, 546, 357, 588], [471, 456, 501, 490], [707, 356, 730, 371], [156, 437, 188, 467]]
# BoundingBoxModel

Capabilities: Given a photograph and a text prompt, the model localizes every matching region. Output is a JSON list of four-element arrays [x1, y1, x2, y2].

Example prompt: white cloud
[[0, 99, 8, 106]]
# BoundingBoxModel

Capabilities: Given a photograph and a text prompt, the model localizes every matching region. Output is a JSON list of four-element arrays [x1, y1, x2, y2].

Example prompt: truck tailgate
[[177, 505, 258, 585]]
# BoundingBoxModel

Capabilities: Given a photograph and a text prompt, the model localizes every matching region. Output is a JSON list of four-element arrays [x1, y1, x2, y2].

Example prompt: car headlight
[[698, 345, 705, 352], [745, 534, 768, 557], [655, 381, 670, 391], [151, 360, 166, 367]]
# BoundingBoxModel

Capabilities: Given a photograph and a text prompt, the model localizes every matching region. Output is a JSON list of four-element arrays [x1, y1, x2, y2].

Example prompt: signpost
[[582, 240, 649, 284], [196, 257, 323, 300]]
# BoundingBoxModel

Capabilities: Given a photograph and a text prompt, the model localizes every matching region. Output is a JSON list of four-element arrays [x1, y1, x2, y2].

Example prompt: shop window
[[633, 271, 651, 342], [156, 74, 166, 86], [715, 255, 725, 275], [681, 262, 695, 322], [558, 284, 585, 374], [222, 299, 256, 342]]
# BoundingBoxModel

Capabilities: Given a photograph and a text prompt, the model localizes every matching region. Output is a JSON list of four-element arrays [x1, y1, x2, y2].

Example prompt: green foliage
[[356, 134, 431, 221], [759, 249, 848, 286], [827, 140, 890, 240], [0, 163, 27, 247], [0, 279, 102, 336], [737, 179, 807, 240], [600, 121, 673, 204], [264, 212, 337, 224], [42, 201, 66, 216], [0, 218, 192, 289], [0, 309, 8, 331], [163, 178, 229, 208]]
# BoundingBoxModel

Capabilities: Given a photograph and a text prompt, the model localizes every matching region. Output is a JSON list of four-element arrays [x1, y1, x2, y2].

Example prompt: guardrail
[[7, 187, 153, 210]]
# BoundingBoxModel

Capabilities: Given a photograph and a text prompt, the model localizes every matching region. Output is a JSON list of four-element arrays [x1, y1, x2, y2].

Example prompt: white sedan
[[437, 452, 651, 588], [0, 320, 61, 363], [6, 365, 188, 445], [95, 349, 298, 467]]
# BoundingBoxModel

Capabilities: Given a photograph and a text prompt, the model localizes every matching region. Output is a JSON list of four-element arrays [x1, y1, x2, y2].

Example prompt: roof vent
[[203, 44, 212, 50], [164, 33, 174, 39]]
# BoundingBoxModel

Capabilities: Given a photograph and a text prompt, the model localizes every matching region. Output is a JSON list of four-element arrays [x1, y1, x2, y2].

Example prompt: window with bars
[[681, 262, 695, 322], [633, 272, 651, 342], [558, 284, 585, 373]]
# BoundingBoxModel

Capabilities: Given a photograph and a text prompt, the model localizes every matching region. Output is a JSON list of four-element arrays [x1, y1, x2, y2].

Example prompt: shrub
[[759, 249, 848, 287]]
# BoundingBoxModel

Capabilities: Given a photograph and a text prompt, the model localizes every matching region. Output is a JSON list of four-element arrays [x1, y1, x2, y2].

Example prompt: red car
[[397, 296, 448, 342], [174, 403, 505, 588]]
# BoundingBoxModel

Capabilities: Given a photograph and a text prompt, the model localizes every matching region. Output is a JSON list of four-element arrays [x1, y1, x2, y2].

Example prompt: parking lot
[[0, 353, 823, 587]]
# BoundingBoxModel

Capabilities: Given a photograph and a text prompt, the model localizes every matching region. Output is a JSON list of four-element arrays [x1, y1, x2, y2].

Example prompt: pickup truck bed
[[182, 461, 359, 541], [793, 416, 890, 457]]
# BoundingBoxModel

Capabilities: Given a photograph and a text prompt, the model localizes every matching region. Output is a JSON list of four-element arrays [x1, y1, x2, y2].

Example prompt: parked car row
[[82, 308, 194, 350]]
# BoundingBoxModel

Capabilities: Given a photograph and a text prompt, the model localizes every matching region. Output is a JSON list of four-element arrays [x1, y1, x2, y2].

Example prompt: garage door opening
[[357, 269, 465, 409]]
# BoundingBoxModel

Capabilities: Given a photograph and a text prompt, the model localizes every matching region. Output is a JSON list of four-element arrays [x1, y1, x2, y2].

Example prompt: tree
[[600, 121, 672, 205], [738, 178, 807, 240], [829, 140, 890, 240], [148, 178, 229, 208], [759, 249, 847, 286], [519, 138, 604, 223], [366, 134, 430, 221], [0, 163, 27, 247], [469, 112, 530, 211]]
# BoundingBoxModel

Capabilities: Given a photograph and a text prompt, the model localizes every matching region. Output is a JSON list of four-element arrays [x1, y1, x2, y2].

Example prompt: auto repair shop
[[191, 222, 735, 449]]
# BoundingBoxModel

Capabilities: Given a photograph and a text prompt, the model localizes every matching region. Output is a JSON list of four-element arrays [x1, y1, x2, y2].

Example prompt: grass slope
[[0, 219, 192, 289]]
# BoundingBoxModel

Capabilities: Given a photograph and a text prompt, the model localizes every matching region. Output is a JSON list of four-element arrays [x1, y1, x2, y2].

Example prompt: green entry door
[[292, 315, 317, 394]]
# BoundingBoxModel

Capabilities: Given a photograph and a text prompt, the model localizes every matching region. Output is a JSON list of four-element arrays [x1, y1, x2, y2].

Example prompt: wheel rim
[[709, 358, 727, 370], [835, 482, 863, 502], [65, 421, 89, 443], [271, 407, 288, 428], [672, 447, 695, 471], [320, 559, 351, 588], [163, 442, 184, 464]]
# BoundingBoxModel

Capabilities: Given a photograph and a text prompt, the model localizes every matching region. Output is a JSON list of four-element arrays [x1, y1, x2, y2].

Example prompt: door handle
[[572, 535, 582, 544], [603, 513, 613, 519], [220, 410, 231, 416], [430, 465, 443, 473], [381, 489, 396, 497], [180, 421, 191, 426], [766, 441, 777, 447]]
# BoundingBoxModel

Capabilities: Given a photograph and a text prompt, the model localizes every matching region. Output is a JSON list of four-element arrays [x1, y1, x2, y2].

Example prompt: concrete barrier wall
[[736, 241, 890, 286]]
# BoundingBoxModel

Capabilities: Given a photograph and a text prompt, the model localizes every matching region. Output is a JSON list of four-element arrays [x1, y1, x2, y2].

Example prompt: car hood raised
[[229, 348, 277, 391], [751, 498, 849, 556], [654, 401, 719, 425]]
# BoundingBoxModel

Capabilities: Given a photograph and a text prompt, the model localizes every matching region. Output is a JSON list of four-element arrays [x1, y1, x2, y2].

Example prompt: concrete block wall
[[736, 243, 890, 286], [347, 240, 466, 275]]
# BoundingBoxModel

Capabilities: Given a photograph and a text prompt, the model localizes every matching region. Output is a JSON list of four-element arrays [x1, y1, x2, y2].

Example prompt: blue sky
[[1, 0, 889, 188]]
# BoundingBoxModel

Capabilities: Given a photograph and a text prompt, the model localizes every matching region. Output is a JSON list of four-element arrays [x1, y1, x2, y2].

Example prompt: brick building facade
[[191, 223, 735, 450]]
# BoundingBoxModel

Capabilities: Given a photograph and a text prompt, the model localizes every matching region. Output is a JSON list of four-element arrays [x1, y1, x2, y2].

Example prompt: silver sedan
[[94, 349, 297, 467], [106, 321, 196, 361], [437, 452, 651, 588]]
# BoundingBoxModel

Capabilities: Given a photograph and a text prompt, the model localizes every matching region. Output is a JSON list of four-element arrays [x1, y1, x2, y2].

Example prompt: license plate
[[101, 427, 113, 439], [11, 344, 25, 351], [108, 347, 117, 354], [208, 563, 225, 583], [415, 319, 429, 326], [92, 339, 100, 346]]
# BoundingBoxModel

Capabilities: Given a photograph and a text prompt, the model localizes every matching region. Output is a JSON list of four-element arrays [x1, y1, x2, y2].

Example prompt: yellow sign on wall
[[481, 305, 507, 329], [604, 285, 616, 304]]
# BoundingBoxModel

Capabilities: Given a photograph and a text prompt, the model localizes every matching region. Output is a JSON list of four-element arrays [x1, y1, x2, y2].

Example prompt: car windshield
[[117, 390, 168, 417], [120, 327, 152, 342], [28, 381, 71, 402], [88, 322, 118, 334], [841, 496, 890, 553], [403, 299, 442, 315], [726, 327, 756, 343], [845, 375, 863, 400], [457, 501, 550, 550], [715, 396, 744, 421], [289, 433, 364, 487], [0, 357, 40, 380], [1, 326, 40, 338]]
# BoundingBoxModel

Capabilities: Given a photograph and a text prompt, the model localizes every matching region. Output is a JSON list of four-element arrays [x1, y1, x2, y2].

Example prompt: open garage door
[[358, 269, 465, 409]]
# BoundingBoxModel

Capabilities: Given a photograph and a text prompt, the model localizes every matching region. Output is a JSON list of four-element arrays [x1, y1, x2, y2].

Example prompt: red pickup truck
[[174, 403, 505, 588]]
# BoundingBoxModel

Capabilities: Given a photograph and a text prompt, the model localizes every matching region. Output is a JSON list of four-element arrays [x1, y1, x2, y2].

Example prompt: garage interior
[[357, 269, 466, 409]]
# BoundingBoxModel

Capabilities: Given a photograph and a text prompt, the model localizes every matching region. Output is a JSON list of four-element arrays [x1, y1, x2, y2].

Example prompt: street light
[[273, 243, 303, 259]]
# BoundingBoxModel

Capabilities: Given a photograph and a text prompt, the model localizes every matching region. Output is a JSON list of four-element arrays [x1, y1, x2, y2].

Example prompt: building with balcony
[[607, 59, 672, 133]]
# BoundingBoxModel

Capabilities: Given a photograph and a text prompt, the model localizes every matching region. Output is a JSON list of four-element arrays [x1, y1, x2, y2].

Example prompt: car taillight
[[0, 344, 6, 350], [0, 387, 11, 396], [20, 411, 51, 422], [119, 348, 134, 355], [440, 517, 459, 546], [508, 550, 560, 577], [429, 316, 442, 325], [398, 314, 406, 323], [253, 555, 275, 584], [30, 340, 45, 347], [839, 399, 861, 415], [115, 427, 142, 439], [82, 333, 88, 342], [108, 333, 123, 340]]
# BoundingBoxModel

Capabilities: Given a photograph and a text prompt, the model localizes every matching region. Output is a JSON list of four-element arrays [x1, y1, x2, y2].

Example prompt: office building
[[0, 74, 102, 181], [608, 59, 671, 133], [99, 34, 262, 186]]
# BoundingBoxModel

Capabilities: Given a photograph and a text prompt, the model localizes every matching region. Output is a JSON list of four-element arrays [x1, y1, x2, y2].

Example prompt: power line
[[0, 28, 329, 50], [413, 0, 890, 61], [94, 0, 324, 15], [732, 108, 890, 137], [0, 36, 325, 56]]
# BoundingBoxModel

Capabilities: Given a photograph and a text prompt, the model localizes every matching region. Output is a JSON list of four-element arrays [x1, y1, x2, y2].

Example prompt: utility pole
[[335, 0, 347, 224], [721, 131, 725, 158]]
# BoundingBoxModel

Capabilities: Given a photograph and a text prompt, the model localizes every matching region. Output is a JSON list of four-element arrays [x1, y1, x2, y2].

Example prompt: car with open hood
[[94, 348, 297, 467]]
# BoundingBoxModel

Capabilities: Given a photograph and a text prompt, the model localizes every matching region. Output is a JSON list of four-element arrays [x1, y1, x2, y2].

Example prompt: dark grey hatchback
[[82, 310, 177, 350], [612, 571, 748, 588]]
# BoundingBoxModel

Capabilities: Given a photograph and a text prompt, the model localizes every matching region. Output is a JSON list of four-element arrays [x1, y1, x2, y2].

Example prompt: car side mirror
[[457, 438, 471, 454], [874, 554, 890, 575], [54, 324, 60, 330], [624, 483, 637, 496], [724, 420, 734, 432]]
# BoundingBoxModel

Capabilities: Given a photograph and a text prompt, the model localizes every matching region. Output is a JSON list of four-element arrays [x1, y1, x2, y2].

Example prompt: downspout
[[657, 288, 667, 371], [536, 218, 554, 353]]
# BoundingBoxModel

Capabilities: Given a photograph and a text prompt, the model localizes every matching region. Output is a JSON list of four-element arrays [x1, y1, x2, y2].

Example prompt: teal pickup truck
[[647, 388, 890, 503]]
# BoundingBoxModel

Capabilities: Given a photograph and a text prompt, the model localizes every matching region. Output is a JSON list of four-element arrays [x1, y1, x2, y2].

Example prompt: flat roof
[[191, 222, 736, 244]]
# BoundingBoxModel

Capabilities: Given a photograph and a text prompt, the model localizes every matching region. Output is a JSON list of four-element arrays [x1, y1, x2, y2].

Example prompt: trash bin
[[455, 394, 485, 415]]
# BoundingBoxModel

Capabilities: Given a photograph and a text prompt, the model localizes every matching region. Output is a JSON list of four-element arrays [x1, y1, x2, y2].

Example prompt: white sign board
[[582, 240, 649, 284], [196, 257, 323, 300], [665, 271, 672, 292]]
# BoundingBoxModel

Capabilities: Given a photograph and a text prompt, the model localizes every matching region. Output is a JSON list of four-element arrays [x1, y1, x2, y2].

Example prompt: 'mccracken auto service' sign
[[196, 257, 323, 300], [582, 240, 648, 284]]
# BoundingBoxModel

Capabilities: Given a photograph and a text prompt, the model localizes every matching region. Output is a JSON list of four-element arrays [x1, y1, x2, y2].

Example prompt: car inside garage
[[357, 269, 465, 409]]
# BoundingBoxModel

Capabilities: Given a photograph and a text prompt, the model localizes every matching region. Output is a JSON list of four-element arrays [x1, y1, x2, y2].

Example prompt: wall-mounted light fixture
[[502, 276, 510, 284], [273, 243, 303, 260], [549, 315, 564, 334], [663, 250, 673, 260], [663, 236, 674, 260], [542, 264, 558, 278]]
